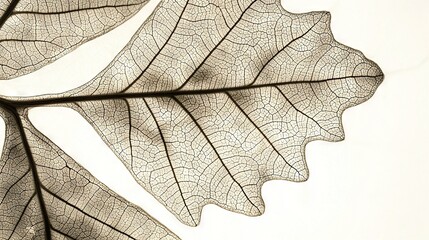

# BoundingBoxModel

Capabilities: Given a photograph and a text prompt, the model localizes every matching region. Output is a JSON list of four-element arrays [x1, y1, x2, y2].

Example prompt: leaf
[[0, 106, 178, 239], [1, 0, 383, 227], [0, 0, 150, 80]]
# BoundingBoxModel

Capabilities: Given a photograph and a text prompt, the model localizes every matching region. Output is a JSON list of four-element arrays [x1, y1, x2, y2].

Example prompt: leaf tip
[[322, 11, 332, 22], [298, 168, 310, 182]]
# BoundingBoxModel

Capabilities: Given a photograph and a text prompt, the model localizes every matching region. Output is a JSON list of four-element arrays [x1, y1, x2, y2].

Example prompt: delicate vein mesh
[[0, 0, 150, 79], [53, 0, 383, 226], [1, 0, 383, 231], [0, 108, 178, 239]]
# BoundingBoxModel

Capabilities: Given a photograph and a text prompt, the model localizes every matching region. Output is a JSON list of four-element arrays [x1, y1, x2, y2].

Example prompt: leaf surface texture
[[2, 0, 383, 226], [0, 0, 150, 79], [0, 107, 178, 239], [0, 0, 384, 234]]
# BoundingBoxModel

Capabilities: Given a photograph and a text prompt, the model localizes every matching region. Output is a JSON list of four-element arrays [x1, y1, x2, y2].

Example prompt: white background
[[1, 0, 428, 239]]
